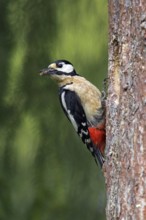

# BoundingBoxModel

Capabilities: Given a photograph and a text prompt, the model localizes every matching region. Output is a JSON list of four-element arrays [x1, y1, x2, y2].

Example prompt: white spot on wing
[[79, 133, 83, 138], [89, 147, 93, 152], [81, 129, 88, 135], [61, 91, 78, 131], [85, 139, 91, 144], [81, 122, 86, 126]]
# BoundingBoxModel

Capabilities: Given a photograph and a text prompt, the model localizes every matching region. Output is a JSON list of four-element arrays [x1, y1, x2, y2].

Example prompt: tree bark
[[105, 0, 146, 219]]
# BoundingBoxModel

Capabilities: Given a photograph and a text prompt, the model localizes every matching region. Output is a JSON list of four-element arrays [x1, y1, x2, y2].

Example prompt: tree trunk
[[105, 1, 146, 219]]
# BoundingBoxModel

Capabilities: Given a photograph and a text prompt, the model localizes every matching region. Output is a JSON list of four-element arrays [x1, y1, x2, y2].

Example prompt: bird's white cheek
[[57, 64, 74, 73]]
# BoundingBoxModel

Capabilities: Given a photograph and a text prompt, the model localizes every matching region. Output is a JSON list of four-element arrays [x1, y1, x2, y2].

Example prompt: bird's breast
[[61, 76, 102, 124]]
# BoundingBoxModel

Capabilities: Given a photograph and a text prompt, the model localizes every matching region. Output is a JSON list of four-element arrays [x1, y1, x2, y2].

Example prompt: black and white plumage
[[40, 60, 105, 167], [59, 88, 90, 144]]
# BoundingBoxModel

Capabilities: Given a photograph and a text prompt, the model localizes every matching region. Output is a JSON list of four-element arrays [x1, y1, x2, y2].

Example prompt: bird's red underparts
[[88, 127, 105, 155]]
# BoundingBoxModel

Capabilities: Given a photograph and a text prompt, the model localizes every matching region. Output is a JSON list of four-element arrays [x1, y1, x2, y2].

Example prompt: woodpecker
[[40, 60, 106, 167]]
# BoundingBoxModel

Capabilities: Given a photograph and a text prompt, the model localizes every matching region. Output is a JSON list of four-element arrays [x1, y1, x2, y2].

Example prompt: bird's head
[[40, 60, 78, 82]]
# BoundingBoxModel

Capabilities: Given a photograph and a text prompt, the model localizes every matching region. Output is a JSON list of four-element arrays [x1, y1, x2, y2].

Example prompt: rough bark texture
[[105, 1, 146, 219]]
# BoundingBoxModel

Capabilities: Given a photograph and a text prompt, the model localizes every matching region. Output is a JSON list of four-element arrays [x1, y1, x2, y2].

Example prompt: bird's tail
[[94, 146, 105, 167]]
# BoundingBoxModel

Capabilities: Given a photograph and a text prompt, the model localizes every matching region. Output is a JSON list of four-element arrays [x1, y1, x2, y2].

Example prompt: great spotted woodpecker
[[40, 60, 106, 167]]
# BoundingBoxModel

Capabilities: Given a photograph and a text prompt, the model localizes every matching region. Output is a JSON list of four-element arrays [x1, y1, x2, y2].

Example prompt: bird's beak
[[40, 63, 57, 76]]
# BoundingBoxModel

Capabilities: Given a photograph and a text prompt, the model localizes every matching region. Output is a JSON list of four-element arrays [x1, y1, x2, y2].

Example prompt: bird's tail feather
[[94, 147, 105, 167]]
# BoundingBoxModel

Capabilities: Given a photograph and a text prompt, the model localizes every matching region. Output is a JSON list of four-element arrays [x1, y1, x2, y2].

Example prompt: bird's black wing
[[59, 87, 104, 167]]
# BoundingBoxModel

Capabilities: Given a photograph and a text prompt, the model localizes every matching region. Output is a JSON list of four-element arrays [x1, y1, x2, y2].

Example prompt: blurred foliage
[[0, 0, 108, 219]]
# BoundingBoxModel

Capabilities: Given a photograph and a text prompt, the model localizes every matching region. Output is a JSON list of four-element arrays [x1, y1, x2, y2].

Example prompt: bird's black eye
[[57, 63, 63, 68]]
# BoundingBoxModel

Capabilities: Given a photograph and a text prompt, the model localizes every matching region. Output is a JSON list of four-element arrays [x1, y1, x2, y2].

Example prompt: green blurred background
[[0, 0, 108, 219]]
